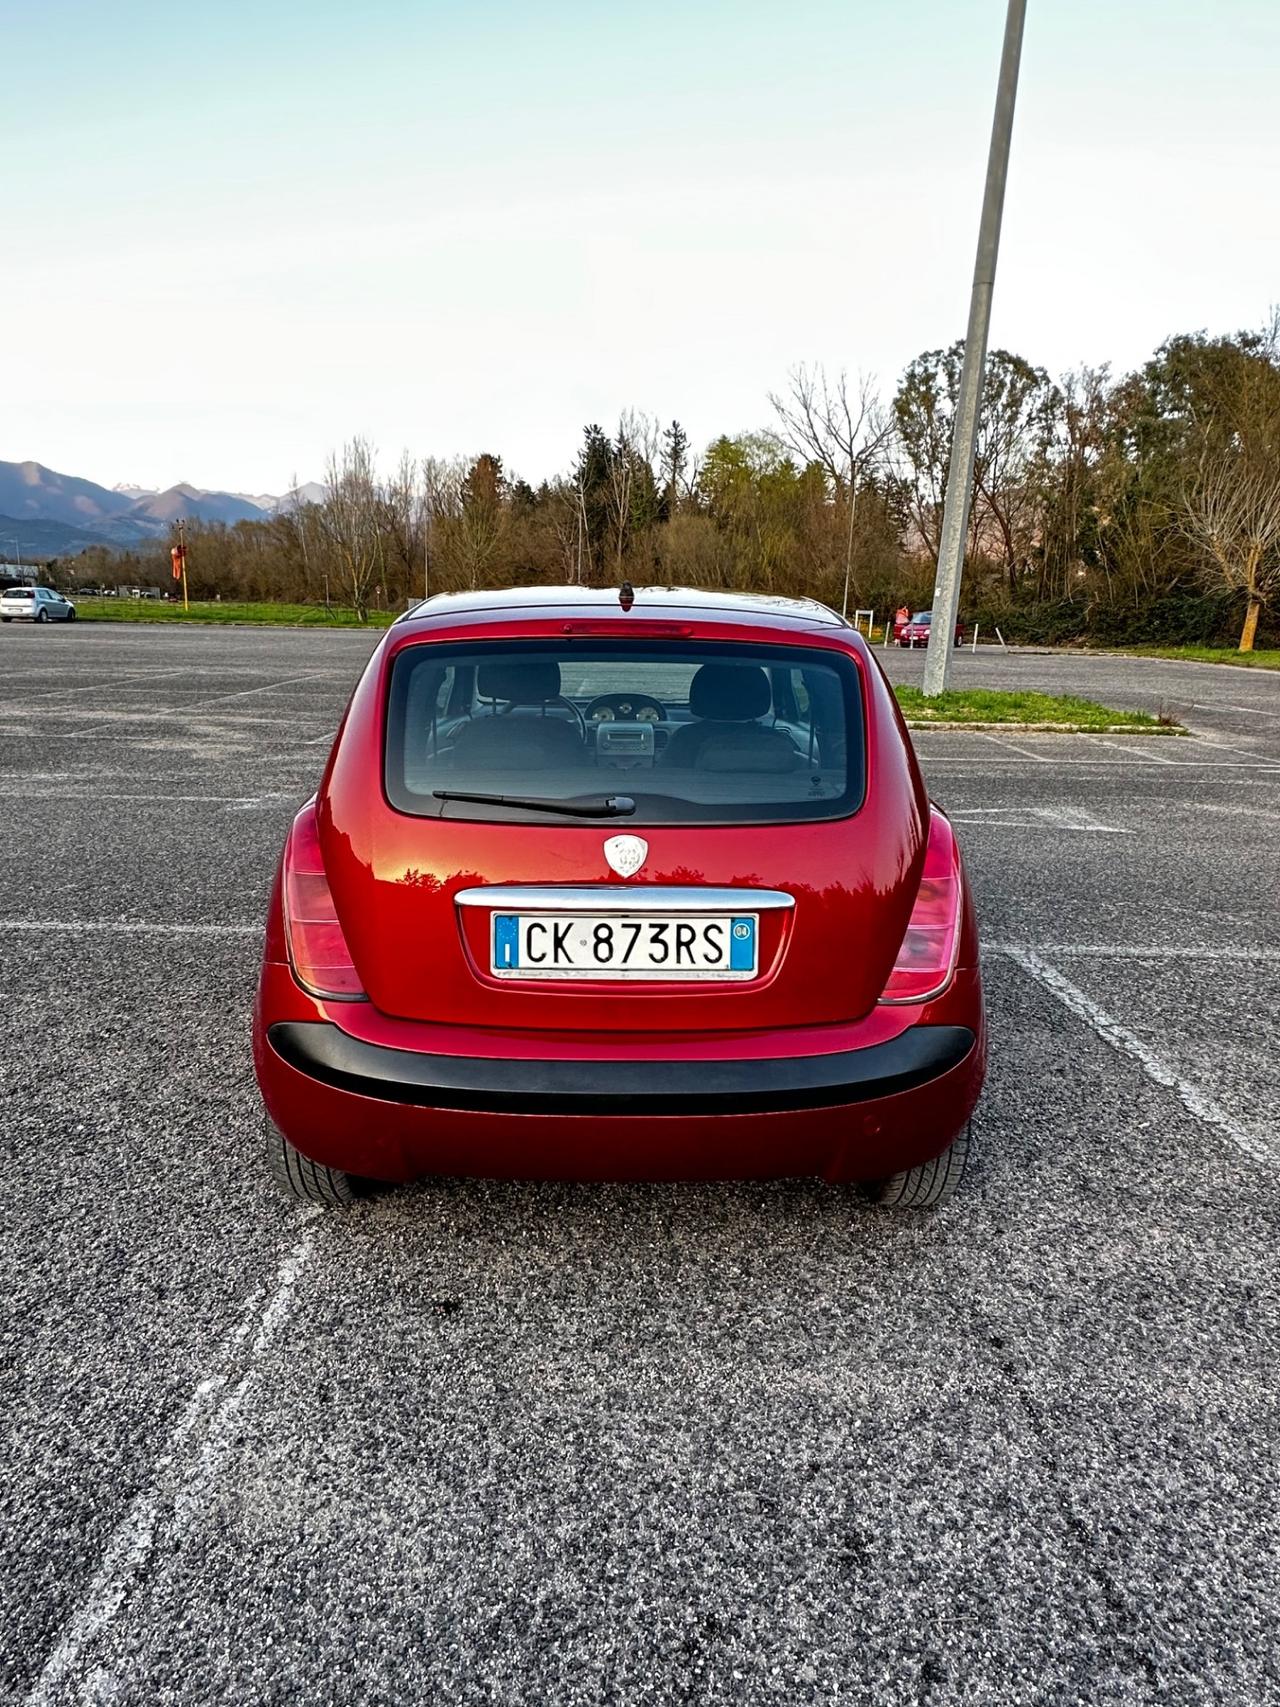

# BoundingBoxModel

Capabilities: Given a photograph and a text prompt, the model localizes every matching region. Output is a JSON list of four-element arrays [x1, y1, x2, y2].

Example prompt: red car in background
[[896, 609, 965, 647], [253, 587, 986, 1208]]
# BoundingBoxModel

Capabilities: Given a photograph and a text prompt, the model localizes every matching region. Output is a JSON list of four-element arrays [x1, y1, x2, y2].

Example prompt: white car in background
[[0, 585, 77, 623]]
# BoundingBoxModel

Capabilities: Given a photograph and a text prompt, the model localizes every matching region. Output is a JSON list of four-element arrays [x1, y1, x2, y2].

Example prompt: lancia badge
[[603, 834, 647, 878]]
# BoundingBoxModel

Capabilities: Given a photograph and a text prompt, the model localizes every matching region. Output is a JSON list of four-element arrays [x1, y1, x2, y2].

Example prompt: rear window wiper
[[432, 790, 636, 818]]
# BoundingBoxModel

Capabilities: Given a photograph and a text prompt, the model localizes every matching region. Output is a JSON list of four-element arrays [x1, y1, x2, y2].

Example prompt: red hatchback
[[898, 609, 965, 647], [253, 587, 985, 1207]]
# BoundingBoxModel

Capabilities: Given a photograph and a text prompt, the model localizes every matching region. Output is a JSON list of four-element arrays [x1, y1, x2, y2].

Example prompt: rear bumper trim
[[266, 1021, 976, 1117]]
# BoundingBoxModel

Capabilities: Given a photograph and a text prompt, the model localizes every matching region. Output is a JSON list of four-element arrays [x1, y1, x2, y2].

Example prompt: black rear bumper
[[267, 1021, 976, 1117]]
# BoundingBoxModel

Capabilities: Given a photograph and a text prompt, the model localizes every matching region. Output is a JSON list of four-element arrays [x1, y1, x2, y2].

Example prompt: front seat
[[662, 663, 800, 773], [449, 661, 585, 771]]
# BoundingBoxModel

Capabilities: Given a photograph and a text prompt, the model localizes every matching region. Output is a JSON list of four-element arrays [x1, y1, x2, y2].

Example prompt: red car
[[253, 587, 985, 1208], [897, 610, 965, 647]]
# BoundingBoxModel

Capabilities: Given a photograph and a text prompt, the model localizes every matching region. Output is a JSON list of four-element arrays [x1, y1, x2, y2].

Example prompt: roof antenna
[[618, 580, 635, 611]]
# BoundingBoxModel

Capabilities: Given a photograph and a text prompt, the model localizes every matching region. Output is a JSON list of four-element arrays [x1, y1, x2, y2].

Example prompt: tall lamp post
[[923, 0, 1027, 696]]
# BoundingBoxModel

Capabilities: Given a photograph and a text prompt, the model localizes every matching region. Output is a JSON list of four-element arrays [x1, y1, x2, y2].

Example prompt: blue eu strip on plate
[[494, 914, 519, 968]]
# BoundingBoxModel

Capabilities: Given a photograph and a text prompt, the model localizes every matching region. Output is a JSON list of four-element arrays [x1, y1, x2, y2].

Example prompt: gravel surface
[[1, 624, 1277, 1706]]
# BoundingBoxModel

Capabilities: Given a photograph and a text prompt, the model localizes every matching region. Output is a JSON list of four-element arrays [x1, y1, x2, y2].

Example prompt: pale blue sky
[[5, 0, 1279, 493]]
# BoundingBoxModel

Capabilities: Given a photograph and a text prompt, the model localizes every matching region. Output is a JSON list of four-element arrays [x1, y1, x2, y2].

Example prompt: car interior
[[390, 644, 857, 816]]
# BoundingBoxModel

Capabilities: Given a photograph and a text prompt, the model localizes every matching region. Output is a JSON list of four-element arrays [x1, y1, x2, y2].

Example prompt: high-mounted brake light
[[879, 810, 963, 1005], [282, 803, 366, 1001]]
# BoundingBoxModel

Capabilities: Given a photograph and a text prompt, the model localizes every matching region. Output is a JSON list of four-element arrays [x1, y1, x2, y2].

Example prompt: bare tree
[[770, 365, 890, 488], [318, 437, 381, 620], [1182, 453, 1280, 650], [381, 449, 424, 606], [602, 411, 656, 577], [770, 365, 892, 613], [421, 457, 465, 598]]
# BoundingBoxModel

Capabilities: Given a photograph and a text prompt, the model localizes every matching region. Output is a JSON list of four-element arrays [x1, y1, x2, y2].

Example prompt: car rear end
[[1, 587, 36, 621], [253, 600, 985, 1186]]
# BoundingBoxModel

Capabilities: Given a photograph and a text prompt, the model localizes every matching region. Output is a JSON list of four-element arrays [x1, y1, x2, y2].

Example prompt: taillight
[[282, 802, 366, 1001], [880, 810, 963, 1005]]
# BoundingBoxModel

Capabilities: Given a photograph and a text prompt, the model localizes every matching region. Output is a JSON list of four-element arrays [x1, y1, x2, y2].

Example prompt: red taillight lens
[[282, 803, 366, 1000], [880, 810, 963, 1005]]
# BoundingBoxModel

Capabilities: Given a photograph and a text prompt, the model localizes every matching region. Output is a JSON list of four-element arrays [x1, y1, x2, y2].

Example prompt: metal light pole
[[923, 0, 1027, 696]]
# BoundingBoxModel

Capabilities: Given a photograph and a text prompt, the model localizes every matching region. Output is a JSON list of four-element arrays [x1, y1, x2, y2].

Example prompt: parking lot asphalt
[[1, 623, 1277, 1707]]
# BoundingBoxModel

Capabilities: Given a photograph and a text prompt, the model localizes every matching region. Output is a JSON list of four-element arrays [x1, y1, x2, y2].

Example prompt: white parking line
[[976, 732, 1051, 763], [1000, 947, 1275, 1166], [1, 919, 258, 935], [4, 669, 190, 703], [0, 791, 295, 806], [950, 806, 1129, 833], [182, 673, 332, 709], [921, 756, 1280, 770], [988, 941, 1280, 963], [1089, 737, 1179, 765], [25, 1226, 319, 1707], [1191, 700, 1280, 721], [1179, 735, 1274, 763]]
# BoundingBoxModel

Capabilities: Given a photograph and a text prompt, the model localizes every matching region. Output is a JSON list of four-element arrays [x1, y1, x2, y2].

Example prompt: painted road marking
[[1000, 946, 1275, 1166], [2, 669, 190, 703], [25, 1226, 320, 1707], [988, 941, 1280, 963], [976, 732, 1051, 763], [949, 805, 1129, 833], [181, 673, 336, 709], [1089, 737, 1179, 765], [0, 791, 296, 806], [1, 919, 259, 935]]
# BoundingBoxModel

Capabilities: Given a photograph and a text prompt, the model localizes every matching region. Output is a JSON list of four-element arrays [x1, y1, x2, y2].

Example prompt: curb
[[902, 720, 1185, 735]]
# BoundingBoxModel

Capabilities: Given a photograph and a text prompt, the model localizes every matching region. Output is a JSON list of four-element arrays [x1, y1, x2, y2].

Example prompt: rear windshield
[[385, 639, 865, 825], [4, 588, 34, 599]]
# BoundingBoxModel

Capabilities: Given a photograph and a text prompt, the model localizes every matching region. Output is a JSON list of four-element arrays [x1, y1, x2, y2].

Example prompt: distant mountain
[[0, 459, 323, 557], [275, 481, 327, 512], [0, 513, 113, 562], [127, 483, 266, 527], [0, 461, 135, 529]]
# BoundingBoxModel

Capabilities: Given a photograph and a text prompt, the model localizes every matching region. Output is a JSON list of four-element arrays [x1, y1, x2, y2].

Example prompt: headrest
[[477, 660, 561, 704], [695, 731, 802, 773], [689, 663, 771, 721]]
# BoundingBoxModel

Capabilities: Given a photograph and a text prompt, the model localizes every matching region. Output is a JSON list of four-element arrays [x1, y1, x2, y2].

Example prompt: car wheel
[[66, 609, 76, 622], [1, 616, 9, 623], [267, 1126, 358, 1206], [35, 609, 48, 623], [866, 1122, 972, 1208]]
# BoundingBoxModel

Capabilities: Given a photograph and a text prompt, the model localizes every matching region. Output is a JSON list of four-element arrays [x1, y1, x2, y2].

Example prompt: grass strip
[[893, 686, 1176, 730], [1113, 645, 1280, 671], [74, 599, 397, 628]]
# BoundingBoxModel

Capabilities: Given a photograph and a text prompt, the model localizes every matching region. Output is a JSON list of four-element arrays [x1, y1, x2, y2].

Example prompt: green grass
[[894, 685, 1177, 730], [75, 599, 398, 628], [1115, 645, 1280, 671]]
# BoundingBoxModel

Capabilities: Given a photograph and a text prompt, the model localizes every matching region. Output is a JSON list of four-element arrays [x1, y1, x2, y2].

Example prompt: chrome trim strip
[[455, 885, 794, 913]]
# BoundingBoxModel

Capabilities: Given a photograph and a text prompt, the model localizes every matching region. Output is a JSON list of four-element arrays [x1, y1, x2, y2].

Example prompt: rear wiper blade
[[432, 790, 636, 818]]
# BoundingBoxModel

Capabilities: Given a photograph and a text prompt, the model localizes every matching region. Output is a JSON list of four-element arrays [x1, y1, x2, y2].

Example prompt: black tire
[[267, 1126, 357, 1206], [1, 616, 9, 623], [66, 608, 76, 622], [35, 609, 47, 624], [866, 1122, 972, 1208]]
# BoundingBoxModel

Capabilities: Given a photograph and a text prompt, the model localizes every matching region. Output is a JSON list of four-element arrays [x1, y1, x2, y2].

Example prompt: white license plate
[[490, 912, 758, 980]]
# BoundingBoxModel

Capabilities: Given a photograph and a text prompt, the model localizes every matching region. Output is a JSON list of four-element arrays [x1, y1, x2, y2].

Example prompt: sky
[[5, 0, 1280, 496]]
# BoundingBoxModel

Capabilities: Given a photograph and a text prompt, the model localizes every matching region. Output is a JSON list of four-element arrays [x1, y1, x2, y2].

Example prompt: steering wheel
[[582, 693, 667, 725], [499, 693, 589, 743]]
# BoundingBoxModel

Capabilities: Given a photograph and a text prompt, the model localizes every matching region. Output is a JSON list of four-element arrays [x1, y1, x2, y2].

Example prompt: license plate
[[490, 912, 758, 980]]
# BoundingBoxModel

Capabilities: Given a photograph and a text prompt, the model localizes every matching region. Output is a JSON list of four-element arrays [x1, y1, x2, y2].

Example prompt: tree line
[[66, 315, 1280, 650]]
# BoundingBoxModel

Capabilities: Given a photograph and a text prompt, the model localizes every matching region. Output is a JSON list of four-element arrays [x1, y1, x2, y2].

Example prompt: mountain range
[[0, 461, 325, 559]]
